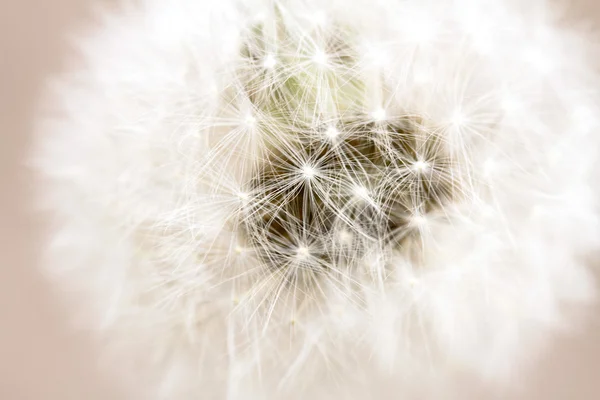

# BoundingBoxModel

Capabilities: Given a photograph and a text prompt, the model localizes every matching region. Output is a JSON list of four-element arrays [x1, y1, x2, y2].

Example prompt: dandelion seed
[[312, 49, 328, 66], [244, 114, 256, 127], [411, 213, 428, 227], [412, 160, 430, 173], [234, 245, 247, 255], [263, 54, 277, 69], [352, 185, 370, 201], [295, 246, 311, 260], [371, 108, 387, 121], [324, 125, 339, 140], [300, 165, 317, 180]]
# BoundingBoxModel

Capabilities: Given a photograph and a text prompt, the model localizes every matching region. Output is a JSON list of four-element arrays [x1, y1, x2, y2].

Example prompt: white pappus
[[34, 0, 600, 398]]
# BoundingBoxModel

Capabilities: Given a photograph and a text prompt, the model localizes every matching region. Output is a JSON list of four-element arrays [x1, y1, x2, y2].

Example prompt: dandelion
[[34, 0, 600, 399]]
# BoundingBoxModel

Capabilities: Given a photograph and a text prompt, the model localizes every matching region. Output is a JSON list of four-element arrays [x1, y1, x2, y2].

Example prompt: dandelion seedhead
[[35, 0, 600, 399]]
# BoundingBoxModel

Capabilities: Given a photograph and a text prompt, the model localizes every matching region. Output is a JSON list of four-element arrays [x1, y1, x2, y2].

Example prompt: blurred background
[[1, 0, 599, 399]]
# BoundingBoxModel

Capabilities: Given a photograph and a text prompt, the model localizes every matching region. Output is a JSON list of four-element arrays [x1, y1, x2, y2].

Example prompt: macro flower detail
[[35, 0, 600, 399]]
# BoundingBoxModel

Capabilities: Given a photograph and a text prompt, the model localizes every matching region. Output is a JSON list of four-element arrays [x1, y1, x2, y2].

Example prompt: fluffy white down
[[35, 0, 600, 398]]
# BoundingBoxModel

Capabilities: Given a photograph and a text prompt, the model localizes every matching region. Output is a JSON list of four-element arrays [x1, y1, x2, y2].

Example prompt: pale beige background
[[1, 1, 599, 399]]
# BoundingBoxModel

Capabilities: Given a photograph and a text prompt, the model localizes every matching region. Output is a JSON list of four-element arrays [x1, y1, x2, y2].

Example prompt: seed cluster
[[241, 117, 457, 274], [233, 18, 460, 279]]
